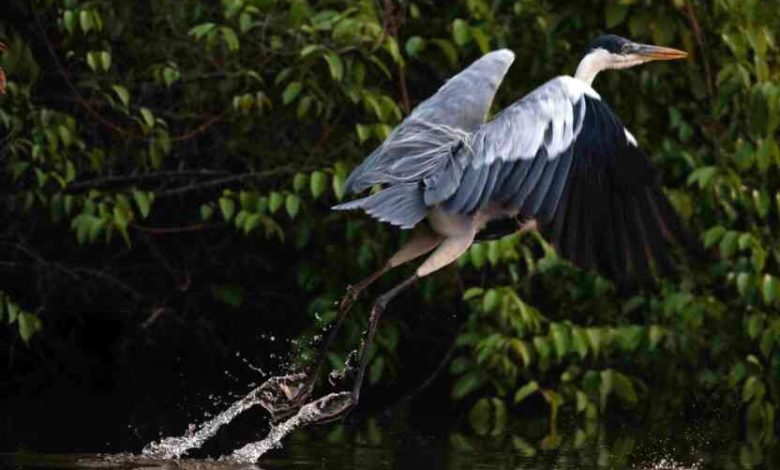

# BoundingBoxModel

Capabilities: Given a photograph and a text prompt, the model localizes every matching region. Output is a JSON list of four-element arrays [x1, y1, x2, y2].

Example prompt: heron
[[257, 34, 695, 423]]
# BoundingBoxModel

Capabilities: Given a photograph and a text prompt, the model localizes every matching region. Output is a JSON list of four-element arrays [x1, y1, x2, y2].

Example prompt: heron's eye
[[621, 43, 632, 54]]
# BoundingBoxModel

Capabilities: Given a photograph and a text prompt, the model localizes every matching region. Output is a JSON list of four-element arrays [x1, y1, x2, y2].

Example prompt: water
[[142, 387, 263, 460], [3, 414, 777, 469]]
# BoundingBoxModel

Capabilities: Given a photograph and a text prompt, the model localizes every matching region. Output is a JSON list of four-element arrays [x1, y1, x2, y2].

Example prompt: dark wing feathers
[[449, 94, 695, 283], [534, 97, 695, 283]]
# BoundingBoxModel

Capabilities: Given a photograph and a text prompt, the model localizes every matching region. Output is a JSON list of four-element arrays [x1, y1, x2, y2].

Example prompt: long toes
[[255, 372, 315, 416], [300, 392, 355, 425]]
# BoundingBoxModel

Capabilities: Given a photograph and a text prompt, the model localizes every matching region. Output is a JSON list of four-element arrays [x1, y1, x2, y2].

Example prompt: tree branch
[[154, 168, 299, 198], [131, 222, 225, 235], [63, 170, 232, 193]]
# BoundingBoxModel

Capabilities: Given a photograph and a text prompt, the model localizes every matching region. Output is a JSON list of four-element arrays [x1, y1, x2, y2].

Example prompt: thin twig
[[63, 170, 232, 193], [398, 63, 411, 115], [154, 168, 298, 198], [171, 111, 227, 142], [132, 222, 224, 235], [684, 0, 714, 97]]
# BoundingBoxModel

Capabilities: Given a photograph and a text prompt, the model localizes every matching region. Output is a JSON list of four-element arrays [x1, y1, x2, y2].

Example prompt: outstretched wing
[[343, 49, 515, 193], [333, 50, 515, 229], [442, 76, 697, 282]]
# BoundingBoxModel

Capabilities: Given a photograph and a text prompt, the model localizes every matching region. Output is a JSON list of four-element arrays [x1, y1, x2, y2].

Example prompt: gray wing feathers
[[333, 184, 426, 229], [441, 76, 592, 219], [342, 50, 515, 195]]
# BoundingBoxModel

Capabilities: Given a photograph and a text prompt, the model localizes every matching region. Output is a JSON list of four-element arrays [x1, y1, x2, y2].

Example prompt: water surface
[[3, 414, 776, 469]]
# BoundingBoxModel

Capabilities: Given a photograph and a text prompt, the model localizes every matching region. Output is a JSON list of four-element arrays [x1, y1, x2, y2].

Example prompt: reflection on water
[[3, 415, 778, 469]]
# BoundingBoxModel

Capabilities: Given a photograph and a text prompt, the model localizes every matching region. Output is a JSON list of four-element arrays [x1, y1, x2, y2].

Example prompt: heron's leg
[[256, 226, 441, 420], [327, 224, 442, 346], [309, 234, 475, 423], [518, 218, 537, 234]]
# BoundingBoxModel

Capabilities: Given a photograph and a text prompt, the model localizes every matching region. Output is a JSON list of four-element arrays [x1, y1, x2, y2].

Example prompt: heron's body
[[258, 35, 696, 423], [334, 41, 693, 282]]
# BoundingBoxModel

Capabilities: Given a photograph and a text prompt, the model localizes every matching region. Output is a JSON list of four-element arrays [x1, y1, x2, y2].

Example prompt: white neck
[[574, 49, 612, 85], [574, 48, 648, 85]]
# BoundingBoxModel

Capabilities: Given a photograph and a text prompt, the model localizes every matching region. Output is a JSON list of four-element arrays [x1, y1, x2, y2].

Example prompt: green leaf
[[163, 67, 180, 88], [323, 52, 343, 81], [743, 376, 765, 403], [470, 27, 490, 54], [719, 231, 739, 259], [139, 107, 155, 129], [754, 189, 771, 219], [200, 204, 214, 221], [268, 192, 284, 213], [79, 10, 93, 33], [470, 243, 486, 269], [431, 39, 458, 67], [405, 36, 425, 57], [486, 241, 500, 266], [462, 287, 484, 301], [300, 44, 323, 57], [514, 381, 539, 404], [482, 289, 500, 312], [452, 19, 471, 46], [763, 274, 778, 304], [63, 10, 77, 34], [219, 197, 236, 221], [703, 225, 726, 249], [112, 85, 130, 107], [469, 398, 491, 434], [572, 327, 589, 359], [355, 124, 372, 143], [189, 22, 217, 38], [310, 171, 328, 199], [132, 190, 152, 219], [221, 27, 240, 51], [113, 207, 131, 245], [452, 371, 484, 400], [332, 172, 346, 201], [285, 193, 300, 218], [6, 301, 19, 324], [86, 51, 99, 71], [282, 81, 302, 105], [100, 51, 111, 70], [18, 312, 42, 343], [293, 173, 309, 192]]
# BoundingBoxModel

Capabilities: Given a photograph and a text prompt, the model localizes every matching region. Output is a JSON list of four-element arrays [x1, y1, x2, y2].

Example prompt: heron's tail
[[332, 183, 426, 229]]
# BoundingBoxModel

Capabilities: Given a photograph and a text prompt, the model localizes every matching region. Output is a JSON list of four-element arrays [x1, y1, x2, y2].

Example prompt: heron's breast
[[427, 205, 518, 237]]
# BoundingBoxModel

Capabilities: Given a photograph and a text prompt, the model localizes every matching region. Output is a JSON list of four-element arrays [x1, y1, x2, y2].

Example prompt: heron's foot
[[301, 391, 355, 425], [255, 372, 316, 420]]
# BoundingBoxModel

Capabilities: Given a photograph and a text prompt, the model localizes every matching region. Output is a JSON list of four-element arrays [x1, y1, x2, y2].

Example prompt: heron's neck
[[574, 49, 612, 85]]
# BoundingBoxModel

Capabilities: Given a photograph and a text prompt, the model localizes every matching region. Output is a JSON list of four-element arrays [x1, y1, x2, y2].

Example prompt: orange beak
[[634, 43, 689, 61]]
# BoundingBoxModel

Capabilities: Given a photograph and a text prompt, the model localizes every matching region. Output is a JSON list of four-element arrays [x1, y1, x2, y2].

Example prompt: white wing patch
[[468, 76, 592, 167], [624, 128, 638, 147]]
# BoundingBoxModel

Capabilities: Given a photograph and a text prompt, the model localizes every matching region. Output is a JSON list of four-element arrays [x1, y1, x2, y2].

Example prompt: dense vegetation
[[1, 0, 779, 452]]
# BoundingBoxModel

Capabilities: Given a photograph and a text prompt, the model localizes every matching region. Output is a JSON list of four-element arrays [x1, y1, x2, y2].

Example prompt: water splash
[[228, 392, 353, 463], [142, 387, 262, 460]]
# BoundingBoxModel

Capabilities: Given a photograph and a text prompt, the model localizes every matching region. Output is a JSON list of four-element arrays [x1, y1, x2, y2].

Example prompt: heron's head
[[575, 34, 688, 85]]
